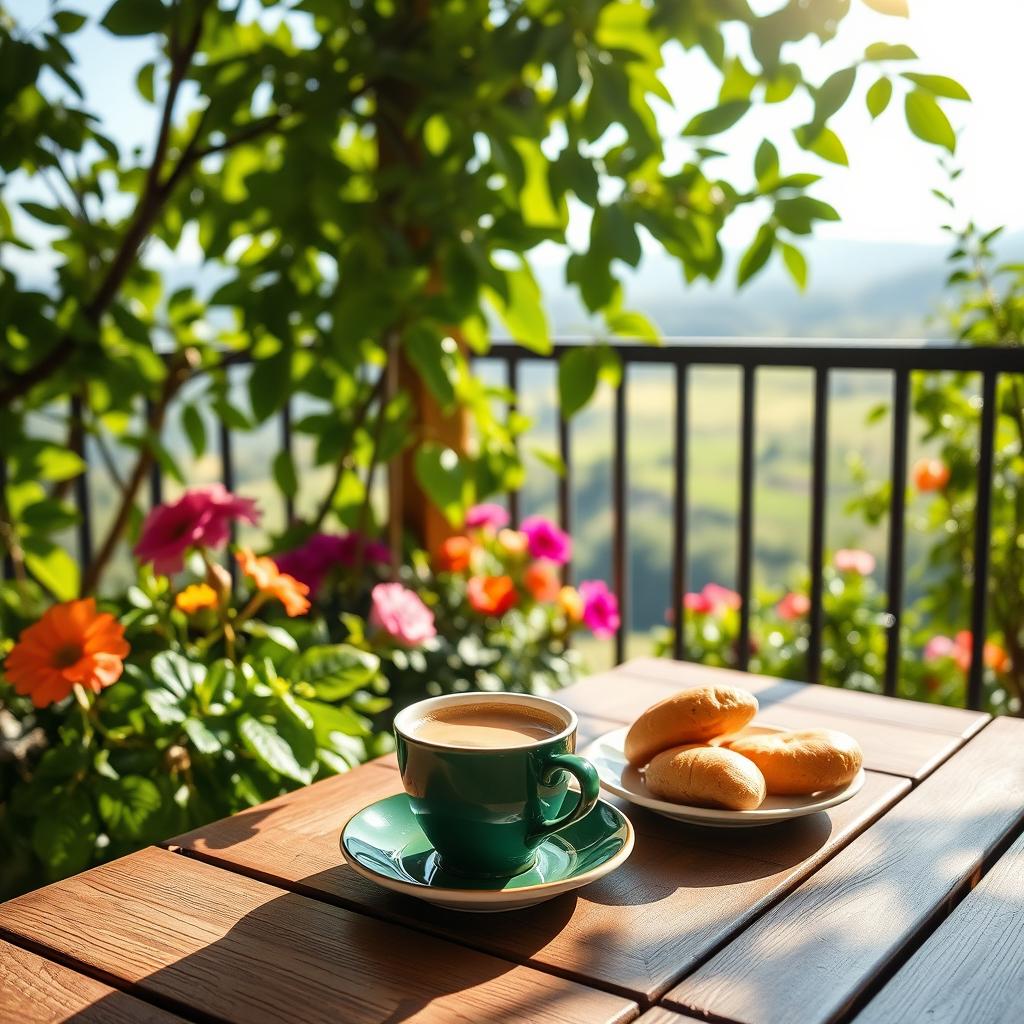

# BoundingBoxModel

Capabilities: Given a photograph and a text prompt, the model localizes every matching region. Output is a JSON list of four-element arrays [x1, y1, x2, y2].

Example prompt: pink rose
[[369, 583, 436, 647], [465, 503, 510, 531], [578, 580, 620, 638], [275, 532, 390, 593], [924, 635, 956, 662], [683, 592, 712, 614], [777, 592, 811, 620], [834, 549, 876, 576], [134, 485, 259, 575], [703, 583, 741, 612], [520, 516, 571, 565]]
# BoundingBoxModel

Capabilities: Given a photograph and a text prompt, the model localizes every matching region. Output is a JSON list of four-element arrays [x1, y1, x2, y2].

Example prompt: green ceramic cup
[[393, 692, 601, 878]]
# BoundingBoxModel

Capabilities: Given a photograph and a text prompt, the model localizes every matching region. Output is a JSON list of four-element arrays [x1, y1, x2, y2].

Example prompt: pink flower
[[703, 583, 741, 612], [777, 592, 811, 620], [274, 532, 390, 593], [578, 580, 620, 638], [465, 503, 510, 531], [924, 635, 956, 662], [683, 592, 712, 614], [834, 549, 876, 576], [134, 485, 259, 575], [520, 516, 571, 565], [369, 582, 436, 647]]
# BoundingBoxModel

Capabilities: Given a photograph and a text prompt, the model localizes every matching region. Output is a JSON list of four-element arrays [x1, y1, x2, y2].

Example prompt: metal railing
[[488, 339, 1024, 710], [10, 338, 1023, 711]]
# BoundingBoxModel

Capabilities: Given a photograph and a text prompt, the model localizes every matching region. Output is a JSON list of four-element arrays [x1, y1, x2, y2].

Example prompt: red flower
[[777, 592, 811, 620], [834, 549, 876, 576], [951, 631, 1011, 674], [467, 575, 518, 616], [436, 536, 473, 573], [912, 457, 950, 493], [524, 561, 561, 602]]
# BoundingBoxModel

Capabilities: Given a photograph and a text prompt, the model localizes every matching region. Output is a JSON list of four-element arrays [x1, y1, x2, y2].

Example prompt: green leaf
[[404, 327, 456, 410], [53, 11, 88, 33], [754, 140, 779, 187], [774, 196, 840, 234], [100, 0, 167, 36], [143, 688, 186, 724], [558, 348, 599, 418], [291, 644, 380, 700], [862, 0, 908, 16], [794, 126, 848, 166], [780, 242, 808, 290], [181, 403, 205, 458], [183, 718, 222, 754], [737, 224, 775, 287], [136, 62, 155, 102], [20, 202, 66, 227], [864, 42, 917, 61], [241, 620, 300, 653], [32, 792, 96, 879], [272, 451, 298, 499], [605, 310, 659, 342], [904, 89, 956, 152], [22, 537, 79, 601], [238, 714, 312, 785], [414, 444, 471, 524], [485, 264, 550, 354], [97, 775, 163, 840], [297, 700, 371, 752], [681, 101, 750, 137], [900, 73, 970, 101], [37, 447, 86, 482], [249, 349, 291, 422], [866, 77, 892, 119], [150, 650, 198, 699], [813, 67, 857, 124]]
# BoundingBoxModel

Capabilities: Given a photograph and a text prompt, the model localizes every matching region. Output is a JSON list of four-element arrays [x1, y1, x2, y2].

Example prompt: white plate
[[582, 725, 866, 828]]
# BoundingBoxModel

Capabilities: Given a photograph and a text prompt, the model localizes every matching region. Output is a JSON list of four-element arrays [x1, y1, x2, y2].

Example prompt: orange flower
[[467, 575, 518, 616], [175, 583, 219, 614], [524, 560, 560, 602], [558, 585, 584, 623], [497, 529, 528, 557], [436, 535, 473, 573], [912, 457, 950, 492], [4, 598, 129, 708], [236, 548, 310, 617]]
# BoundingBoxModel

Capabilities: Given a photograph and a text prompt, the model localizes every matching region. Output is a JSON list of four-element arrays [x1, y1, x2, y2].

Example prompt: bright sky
[[4, 0, 1023, 259]]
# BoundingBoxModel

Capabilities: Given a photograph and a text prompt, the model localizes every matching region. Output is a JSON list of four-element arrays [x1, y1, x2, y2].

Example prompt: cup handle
[[530, 752, 601, 841]]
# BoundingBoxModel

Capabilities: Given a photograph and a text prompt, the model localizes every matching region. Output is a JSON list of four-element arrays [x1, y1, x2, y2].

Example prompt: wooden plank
[[615, 658, 988, 738], [0, 848, 637, 1024], [166, 752, 908, 1002], [635, 1010, 703, 1024], [665, 717, 1024, 1024], [0, 938, 183, 1023], [855, 826, 1024, 1024], [559, 663, 973, 780]]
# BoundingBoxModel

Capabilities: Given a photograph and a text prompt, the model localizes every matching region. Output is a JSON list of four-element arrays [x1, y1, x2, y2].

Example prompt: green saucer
[[341, 794, 634, 912]]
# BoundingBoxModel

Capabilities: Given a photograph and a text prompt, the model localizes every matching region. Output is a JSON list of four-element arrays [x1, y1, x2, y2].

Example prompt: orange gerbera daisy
[[4, 598, 129, 708], [175, 582, 219, 614], [236, 547, 310, 617], [467, 574, 518, 616]]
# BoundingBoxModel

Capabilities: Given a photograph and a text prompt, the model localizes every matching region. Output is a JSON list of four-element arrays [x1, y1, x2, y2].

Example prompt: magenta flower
[[834, 549, 876, 576], [520, 515, 571, 565], [777, 592, 811, 621], [683, 591, 712, 614], [578, 580, 620, 638], [134, 485, 259, 575], [274, 532, 390, 593], [465, 503, 510, 531], [924, 635, 956, 662], [369, 583, 436, 647]]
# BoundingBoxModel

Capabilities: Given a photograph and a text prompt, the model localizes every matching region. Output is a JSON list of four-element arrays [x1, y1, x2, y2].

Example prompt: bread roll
[[644, 744, 766, 810], [624, 685, 758, 767], [724, 728, 863, 795]]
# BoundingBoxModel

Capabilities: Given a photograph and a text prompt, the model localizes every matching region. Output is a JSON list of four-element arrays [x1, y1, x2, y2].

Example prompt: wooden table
[[3, 657, 1022, 1024]]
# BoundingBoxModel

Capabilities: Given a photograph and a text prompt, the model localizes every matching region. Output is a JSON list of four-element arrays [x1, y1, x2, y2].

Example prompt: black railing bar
[[612, 369, 628, 666], [145, 398, 163, 509], [557, 407, 572, 585], [807, 367, 829, 684], [281, 400, 295, 526], [671, 363, 688, 662], [486, 341, 1024, 373], [883, 369, 910, 698], [967, 370, 998, 711], [70, 394, 93, 574], [737, 366, 756, 672], [507, 357, 520, 528]]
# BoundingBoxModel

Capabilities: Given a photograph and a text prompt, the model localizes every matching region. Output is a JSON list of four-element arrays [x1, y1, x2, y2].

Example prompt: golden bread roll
[[644, 744, 766, 810], [723, 728, 863, 795], [624, 685, 758, 767]]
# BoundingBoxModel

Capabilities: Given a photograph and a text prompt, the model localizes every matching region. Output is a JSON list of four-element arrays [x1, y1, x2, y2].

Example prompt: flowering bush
[[654, 547, 1013, 705], [0, 493, 615, 898]]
